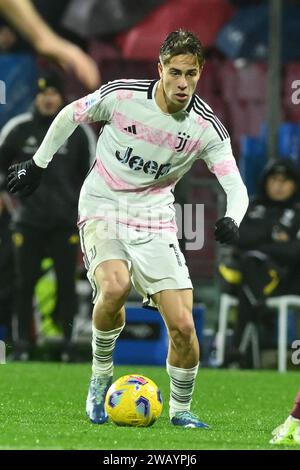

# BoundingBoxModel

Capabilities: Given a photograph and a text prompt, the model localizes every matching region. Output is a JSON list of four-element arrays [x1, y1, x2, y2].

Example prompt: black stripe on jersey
[[101, 85, 151, 100], [101, 78, 152, 93], [193, 102, 228, 141], [185, 94, 196, 113], [100, 80, 151, 99], [193, 96, 229, 141], [195, 95, 229, 138], [147, 79, 157, 99]]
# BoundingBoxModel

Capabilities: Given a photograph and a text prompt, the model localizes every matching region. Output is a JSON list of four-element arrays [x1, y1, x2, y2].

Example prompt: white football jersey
[[33, 79, 248, 232]]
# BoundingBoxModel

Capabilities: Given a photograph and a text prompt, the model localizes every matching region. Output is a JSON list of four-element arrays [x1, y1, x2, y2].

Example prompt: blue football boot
[[171, 411, 210, 429], [86, 375, 112, 424]]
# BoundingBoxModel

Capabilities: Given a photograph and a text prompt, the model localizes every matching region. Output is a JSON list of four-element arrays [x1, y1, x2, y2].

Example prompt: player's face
[[157, 54, 202, 113], [265, 174, 297, 201], [35, 88, 63, 116]]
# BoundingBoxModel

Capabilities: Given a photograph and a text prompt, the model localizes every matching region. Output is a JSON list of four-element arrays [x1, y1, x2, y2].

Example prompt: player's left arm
[[200, 136, 249, 244]]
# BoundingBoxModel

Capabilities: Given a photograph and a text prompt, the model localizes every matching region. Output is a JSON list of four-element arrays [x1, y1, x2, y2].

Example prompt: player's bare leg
[[86, 260, 131, 424], [152, 289, 209, 428], [93, 259, 130, 331], [153, 288, 199, 368]]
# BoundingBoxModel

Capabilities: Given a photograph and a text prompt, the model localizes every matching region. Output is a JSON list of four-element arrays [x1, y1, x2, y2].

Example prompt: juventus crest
[[175, 132, 190, 153]]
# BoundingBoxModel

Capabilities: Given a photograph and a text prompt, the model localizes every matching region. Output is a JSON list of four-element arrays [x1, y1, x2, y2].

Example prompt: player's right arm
[[33, 88, 114, 168], [7, 85, 116, 196]]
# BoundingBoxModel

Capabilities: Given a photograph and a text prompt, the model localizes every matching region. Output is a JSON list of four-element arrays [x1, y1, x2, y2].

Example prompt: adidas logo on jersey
[[123, 125, 137, 135], [115, 147, 171, 180]]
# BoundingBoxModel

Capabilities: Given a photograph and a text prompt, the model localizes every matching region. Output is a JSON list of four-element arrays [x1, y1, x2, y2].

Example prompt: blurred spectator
[[62, 0, 165, 37], [0, 24, 17, 51], [0, 0, 100, 90], [0, 192, 13, 342], [0, 69, 96, 360], [220, 159, 300, 366]]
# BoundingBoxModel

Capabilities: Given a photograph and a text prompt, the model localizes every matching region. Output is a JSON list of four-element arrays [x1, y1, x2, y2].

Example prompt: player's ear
[[198, 61, 205, 79], [157, 61, 163, 78]]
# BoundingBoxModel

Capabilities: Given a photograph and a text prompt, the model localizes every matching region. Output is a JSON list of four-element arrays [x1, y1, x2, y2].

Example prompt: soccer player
[[270, 389, 300, 445], [7, 30, 248, 428]]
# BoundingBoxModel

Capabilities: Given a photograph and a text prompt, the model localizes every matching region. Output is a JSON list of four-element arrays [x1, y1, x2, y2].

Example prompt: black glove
[[7, 159, 43, 196], [215, 217, 239, 244]]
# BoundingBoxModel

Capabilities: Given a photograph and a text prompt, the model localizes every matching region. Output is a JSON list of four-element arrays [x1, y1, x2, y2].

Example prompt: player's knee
[[169, 317, 196, 347], [101, 277, 131, 303]]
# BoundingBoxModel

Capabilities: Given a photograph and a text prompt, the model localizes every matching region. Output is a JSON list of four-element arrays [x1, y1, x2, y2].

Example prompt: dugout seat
[[236, 63, 267, 102], [216, 293, 300, 372], [218, 61, 238, 103]]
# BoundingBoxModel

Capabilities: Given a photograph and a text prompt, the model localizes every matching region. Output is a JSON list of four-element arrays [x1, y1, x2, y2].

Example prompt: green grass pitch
[[0, 363, 299, 450]]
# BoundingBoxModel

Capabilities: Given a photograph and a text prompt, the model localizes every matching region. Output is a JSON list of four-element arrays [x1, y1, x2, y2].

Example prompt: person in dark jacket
[[0, 192, 14, 343], [221, 159, 300, 365], [0, 69, 96, 360]]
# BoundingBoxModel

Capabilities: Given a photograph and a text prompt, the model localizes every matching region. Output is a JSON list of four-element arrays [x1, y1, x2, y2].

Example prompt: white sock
[[166, 361, 199, 418], [92, 324, 125, 378]]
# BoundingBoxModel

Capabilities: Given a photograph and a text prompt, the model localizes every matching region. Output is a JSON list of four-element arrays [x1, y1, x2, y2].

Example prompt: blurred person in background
[[0, 69, 96, 361], [0, 0, 100, 90], [270, 388, 300, 445], [220, 160, 300, 367]]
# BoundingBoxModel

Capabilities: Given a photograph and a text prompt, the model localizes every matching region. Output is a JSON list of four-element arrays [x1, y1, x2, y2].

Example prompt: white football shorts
[[79, 219, 193, 307]]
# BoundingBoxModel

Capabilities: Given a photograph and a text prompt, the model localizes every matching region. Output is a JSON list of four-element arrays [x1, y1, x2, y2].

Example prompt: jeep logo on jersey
[[115, 147, 171, 179], [175, 132, 190, 153]]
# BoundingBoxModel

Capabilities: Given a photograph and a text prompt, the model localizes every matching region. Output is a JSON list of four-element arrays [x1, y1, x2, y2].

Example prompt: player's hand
[[37, 36, 101, 91], [214, 217, 239, 244], [7, 159, 43, 196]]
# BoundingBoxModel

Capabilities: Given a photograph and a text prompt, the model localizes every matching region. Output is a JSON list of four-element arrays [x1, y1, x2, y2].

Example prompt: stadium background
[[0, 0, 300, 451]]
